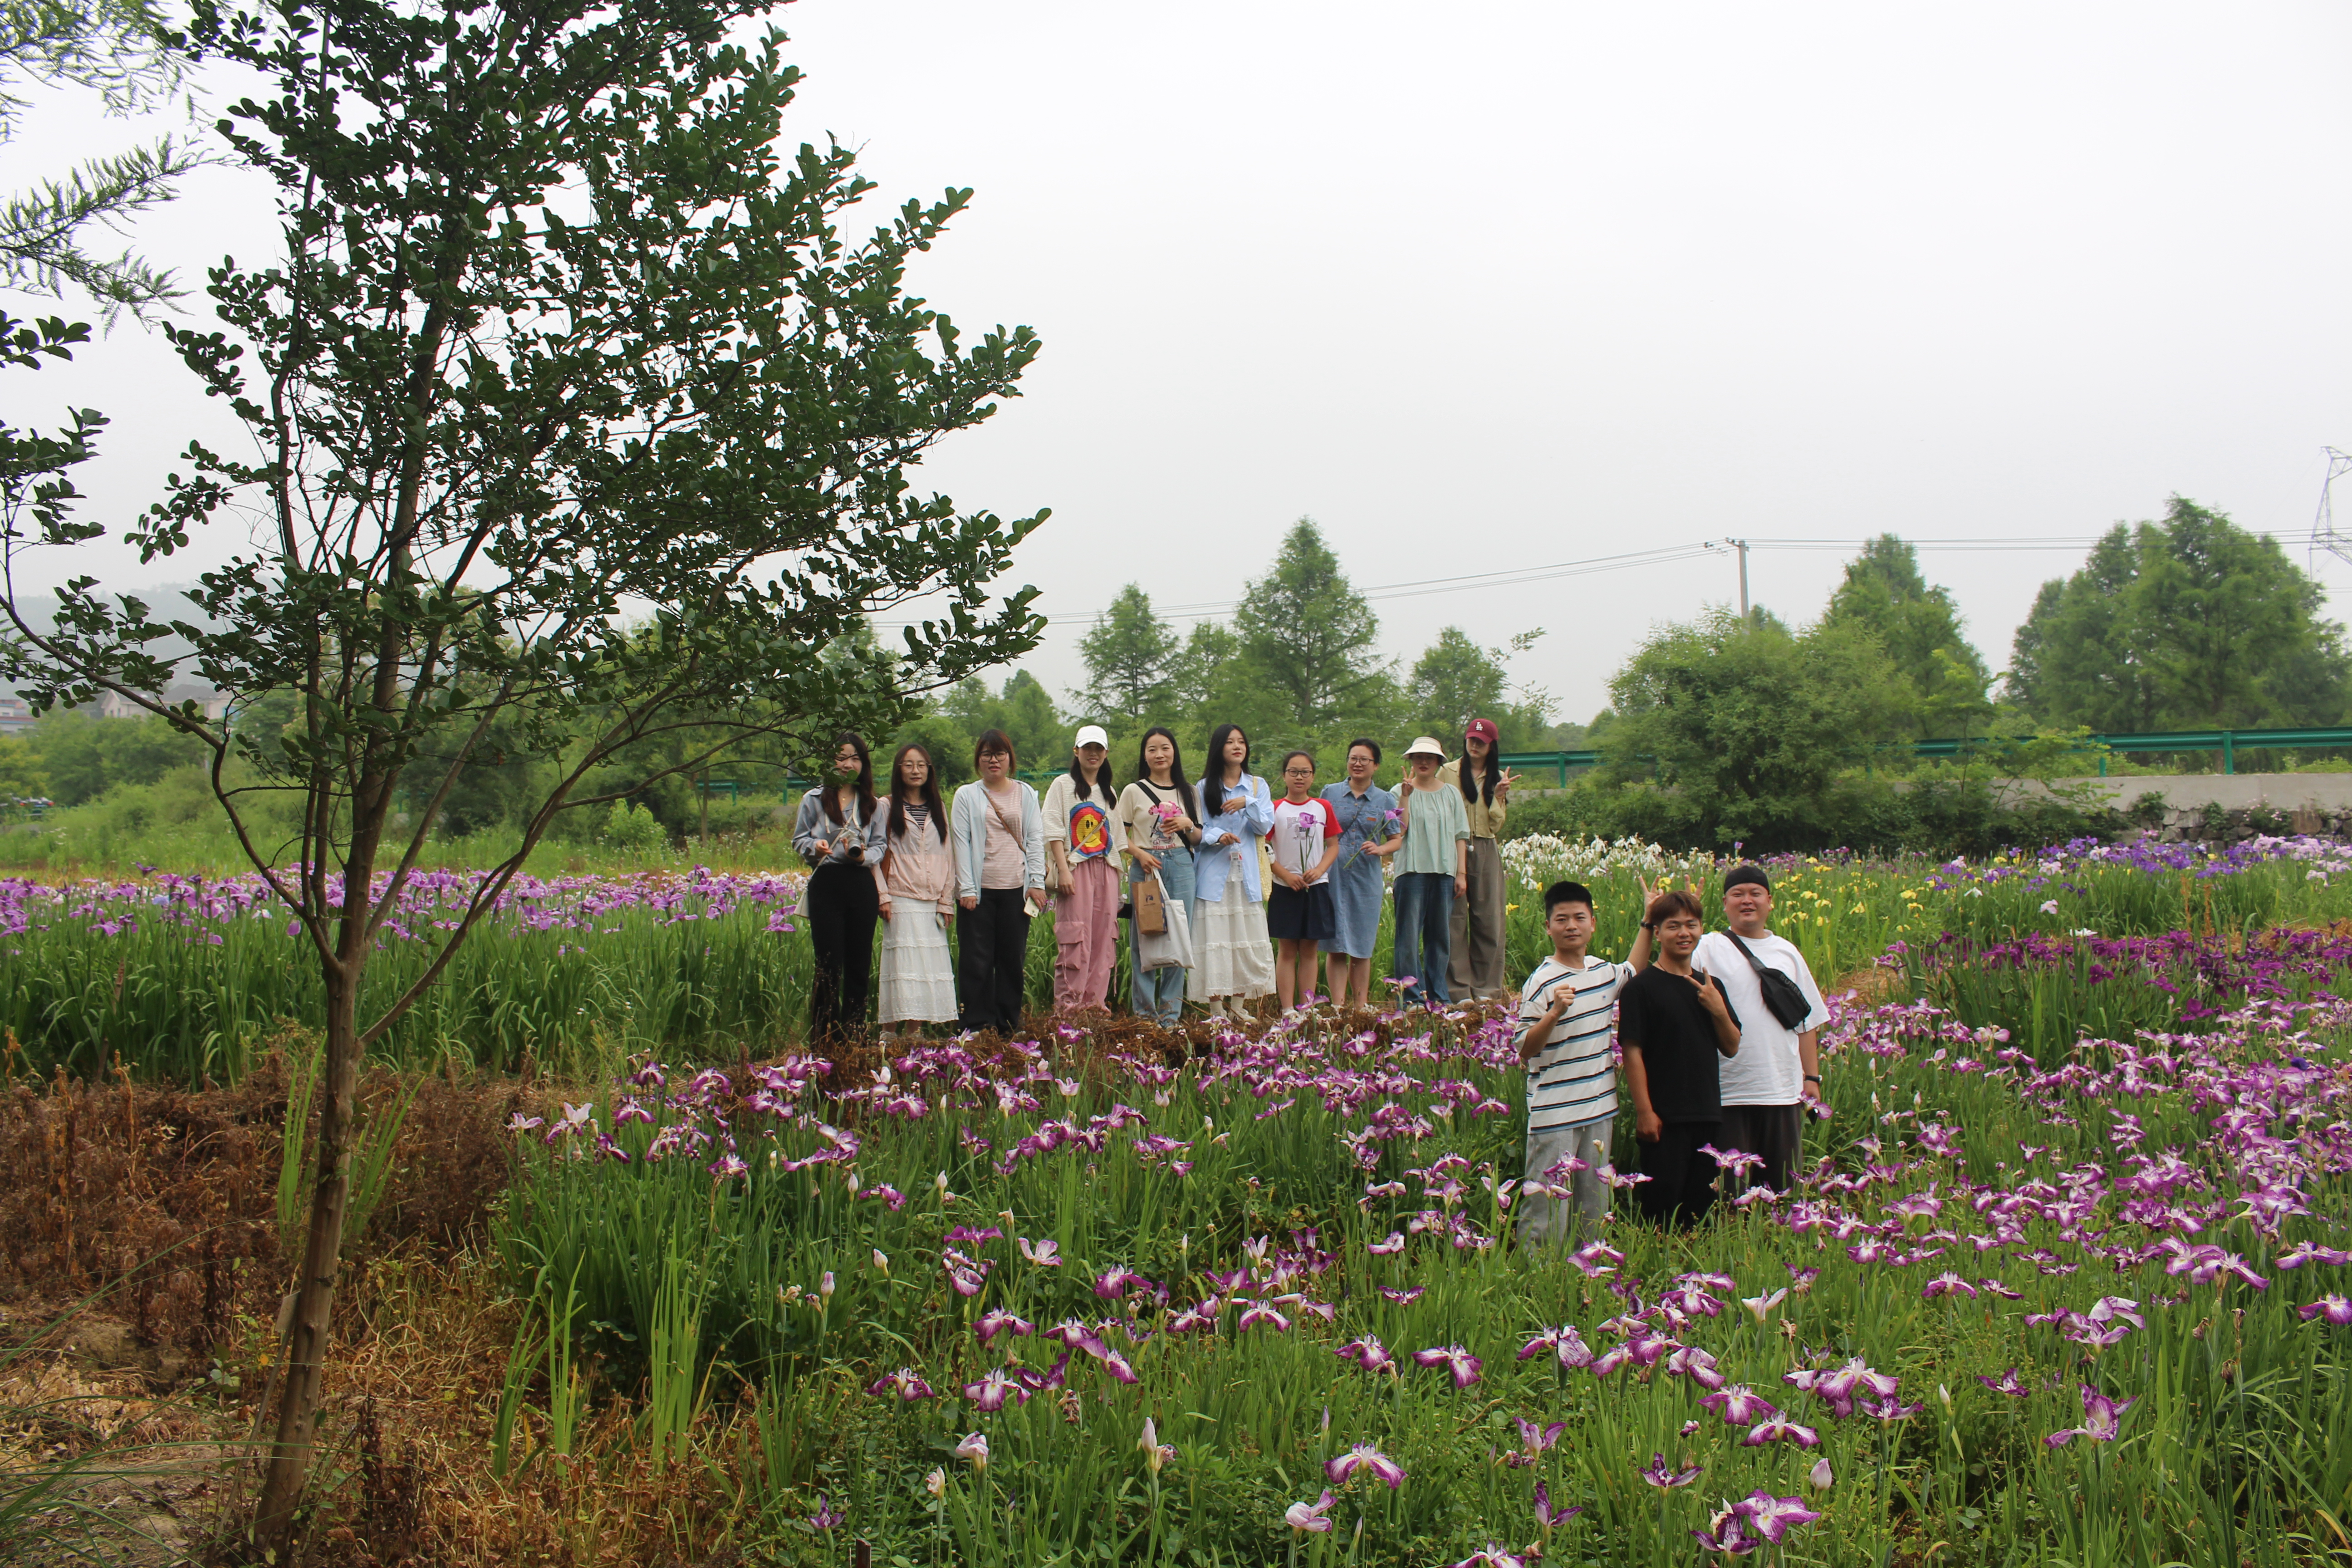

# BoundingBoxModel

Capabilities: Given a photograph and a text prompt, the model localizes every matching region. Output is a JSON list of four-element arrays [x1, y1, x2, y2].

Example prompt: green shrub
[[601, 800, 670, 853], [1495, 788, 1601, 842]]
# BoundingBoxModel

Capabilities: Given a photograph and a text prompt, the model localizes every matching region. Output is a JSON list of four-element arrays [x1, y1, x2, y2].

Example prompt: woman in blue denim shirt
[[1190, 722, 1274, 1018]]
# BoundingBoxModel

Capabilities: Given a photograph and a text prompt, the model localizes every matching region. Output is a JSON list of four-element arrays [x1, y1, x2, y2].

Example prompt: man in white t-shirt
[[1692, 864, 1826, 1195]]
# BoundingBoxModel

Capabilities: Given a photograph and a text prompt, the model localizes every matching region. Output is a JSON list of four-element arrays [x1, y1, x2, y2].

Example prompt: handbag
[[1133, 871, 1192, 971], [1723, 931, 1813, 1031], [1132, 872, 1166, 935]]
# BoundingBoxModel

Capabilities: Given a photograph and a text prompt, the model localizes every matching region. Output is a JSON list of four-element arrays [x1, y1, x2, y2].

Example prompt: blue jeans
[[1392, 871, 1454, 1007], [1130, 847, 1196, 1027]]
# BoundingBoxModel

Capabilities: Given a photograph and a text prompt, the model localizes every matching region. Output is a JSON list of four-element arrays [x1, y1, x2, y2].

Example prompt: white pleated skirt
[[878, 907, 959, 1024], [1189, 881, 1274, 1001]]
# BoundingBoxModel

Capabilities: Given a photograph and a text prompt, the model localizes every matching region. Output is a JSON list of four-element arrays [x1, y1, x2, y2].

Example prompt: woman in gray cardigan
[[791, 731, 887, 1044], [949, 728, 1048, 1034]]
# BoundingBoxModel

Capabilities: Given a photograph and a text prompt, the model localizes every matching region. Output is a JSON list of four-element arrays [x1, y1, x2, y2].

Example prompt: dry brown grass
[[1831, 960, 1914, 1008], [0, 1042, 544, 1565], [269, 1249, 765, 1568]]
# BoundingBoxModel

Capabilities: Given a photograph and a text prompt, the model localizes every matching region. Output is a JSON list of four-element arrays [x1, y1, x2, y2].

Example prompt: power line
[[876, 525, 2346, 632]]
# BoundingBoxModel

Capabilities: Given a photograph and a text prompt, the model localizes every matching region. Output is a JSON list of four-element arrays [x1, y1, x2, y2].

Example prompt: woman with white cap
[[1393, 735, 1470, 1008], [1043, 723, 1126, 1014]]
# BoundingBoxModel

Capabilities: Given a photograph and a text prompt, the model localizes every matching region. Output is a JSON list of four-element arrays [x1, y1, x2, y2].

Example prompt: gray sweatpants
[[1519, 1115, 1614, 1246]]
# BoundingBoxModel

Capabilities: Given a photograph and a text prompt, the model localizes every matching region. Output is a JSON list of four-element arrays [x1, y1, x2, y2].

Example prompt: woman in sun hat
[[1392, 735, 1470, 1008], [1042, 723, 1126, 1014], [1446, 717, 1519, 1001]]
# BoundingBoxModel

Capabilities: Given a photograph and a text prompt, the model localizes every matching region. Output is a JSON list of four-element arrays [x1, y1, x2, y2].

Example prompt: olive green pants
[[1447, 835, 1507, 1001]]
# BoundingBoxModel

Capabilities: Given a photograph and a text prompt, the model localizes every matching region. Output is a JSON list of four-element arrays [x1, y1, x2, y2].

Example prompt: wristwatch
[[1803, 1074, 1822, 1084]]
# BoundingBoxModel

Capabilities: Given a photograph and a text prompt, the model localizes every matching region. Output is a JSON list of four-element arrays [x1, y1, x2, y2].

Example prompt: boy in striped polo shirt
[[1516, 879, 1636, 1245]]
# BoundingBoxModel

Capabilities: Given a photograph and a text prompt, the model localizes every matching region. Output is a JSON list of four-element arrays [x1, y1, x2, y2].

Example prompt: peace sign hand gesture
[[1687, 964, 1731, 1022]]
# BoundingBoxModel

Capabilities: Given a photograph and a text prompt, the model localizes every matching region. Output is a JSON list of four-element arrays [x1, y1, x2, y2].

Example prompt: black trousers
[[805, 861, 878, 1046], [1716, 1102, 1804, 1195], [1635, 1121, 1721, 1229], [957, 887, 1031, 1034]]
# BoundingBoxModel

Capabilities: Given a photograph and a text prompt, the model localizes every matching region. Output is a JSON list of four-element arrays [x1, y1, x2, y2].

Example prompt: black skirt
[[1267, 881, 1336, 941]]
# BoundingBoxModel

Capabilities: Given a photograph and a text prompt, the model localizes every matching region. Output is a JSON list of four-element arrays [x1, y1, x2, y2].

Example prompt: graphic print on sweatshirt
[[1270, 797, 1337, 884], [1067, 799, 1111, 861]]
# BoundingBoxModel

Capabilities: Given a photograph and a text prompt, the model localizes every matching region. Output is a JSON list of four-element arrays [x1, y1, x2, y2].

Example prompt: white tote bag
[[1132, 871, 1194, 972]]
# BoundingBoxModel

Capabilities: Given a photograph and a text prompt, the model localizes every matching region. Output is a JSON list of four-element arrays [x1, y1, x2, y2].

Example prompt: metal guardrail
[[1504, 728, 2352, 785]]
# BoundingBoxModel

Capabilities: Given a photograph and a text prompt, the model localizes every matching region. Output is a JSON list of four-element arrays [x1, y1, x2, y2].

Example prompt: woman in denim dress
[[1318, 737, 1402, 1009]]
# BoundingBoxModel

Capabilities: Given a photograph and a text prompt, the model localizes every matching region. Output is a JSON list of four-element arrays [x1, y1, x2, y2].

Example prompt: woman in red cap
[[1446, 718, 1518, 1001]]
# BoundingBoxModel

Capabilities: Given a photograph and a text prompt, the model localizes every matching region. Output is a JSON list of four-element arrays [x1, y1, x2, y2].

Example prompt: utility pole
[[1732, 539, 1749, 620], [2314, 449, 2352, 569]]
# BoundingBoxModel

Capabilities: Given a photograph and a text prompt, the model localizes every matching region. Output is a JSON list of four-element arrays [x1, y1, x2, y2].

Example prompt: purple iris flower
[[1325, 1443, 1406, 1488], [1638, 1452, 1702, 1489], [2045, 1384, 2136, 1447], [1412, 1345, 1483, 1388]]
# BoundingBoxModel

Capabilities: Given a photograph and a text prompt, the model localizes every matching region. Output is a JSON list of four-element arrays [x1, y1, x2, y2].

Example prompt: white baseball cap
[[1404, 735, 1446, 759], [1074, 724, 1110, 749]]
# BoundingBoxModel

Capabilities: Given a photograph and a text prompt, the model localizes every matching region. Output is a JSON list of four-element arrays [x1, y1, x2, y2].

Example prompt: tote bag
[[1132, 871, 1167, 935], [1133, 871, 1193, 972]]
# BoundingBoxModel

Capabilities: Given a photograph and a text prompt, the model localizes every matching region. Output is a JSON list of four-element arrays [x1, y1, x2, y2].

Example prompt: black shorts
[[1267, 882, 1336, 941]]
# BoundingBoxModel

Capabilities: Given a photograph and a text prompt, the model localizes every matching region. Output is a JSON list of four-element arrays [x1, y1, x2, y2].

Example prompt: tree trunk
[[251, 960, 363, 1547]]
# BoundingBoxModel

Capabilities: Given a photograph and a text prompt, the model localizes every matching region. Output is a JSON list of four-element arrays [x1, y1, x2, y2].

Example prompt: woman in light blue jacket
[[948, 727, 1048, 1034], [1190, 722, 1275, 1019]]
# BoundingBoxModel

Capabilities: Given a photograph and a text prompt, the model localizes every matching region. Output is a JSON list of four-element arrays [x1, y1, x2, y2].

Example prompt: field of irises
[[461, 836, 2352, 1567], [8, 837, 2352, 1562], [9, 832, 2352, 1083]]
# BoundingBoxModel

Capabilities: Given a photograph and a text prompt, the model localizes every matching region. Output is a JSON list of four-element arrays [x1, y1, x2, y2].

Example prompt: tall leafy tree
[[1820, 534, 1993, 736], [1232, 517, 1388, 730], [1406, 625, 1552, 745], [1074, 583, 1177, 723], [1597, 608, 1904, 849], [0, 0, 1044, 1539], [1172, 618, 1244, 732], [941, 668, 1063, 766], [2007, 498, 2348, 731]]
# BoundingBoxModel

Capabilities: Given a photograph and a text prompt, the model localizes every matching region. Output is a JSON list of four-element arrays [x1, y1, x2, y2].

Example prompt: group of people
[[788, 720, 1523, 1040], [1513, 865, 1826, 1240], [790, 720, 1828, 1236]]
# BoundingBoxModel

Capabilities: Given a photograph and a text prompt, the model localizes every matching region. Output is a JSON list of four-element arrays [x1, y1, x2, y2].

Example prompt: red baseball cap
[[1464, 717, 1499, 745]]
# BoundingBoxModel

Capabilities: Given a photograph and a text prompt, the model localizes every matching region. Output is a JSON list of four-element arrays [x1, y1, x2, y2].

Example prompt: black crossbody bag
[[1723, 931, 1813, 1031]]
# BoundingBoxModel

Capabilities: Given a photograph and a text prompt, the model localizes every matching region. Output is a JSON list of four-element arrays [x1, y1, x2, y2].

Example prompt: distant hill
[[4, 587, 214, 708]]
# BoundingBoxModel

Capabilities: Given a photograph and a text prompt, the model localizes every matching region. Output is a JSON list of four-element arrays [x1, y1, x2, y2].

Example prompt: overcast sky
[[3, 1, 2349, 727]]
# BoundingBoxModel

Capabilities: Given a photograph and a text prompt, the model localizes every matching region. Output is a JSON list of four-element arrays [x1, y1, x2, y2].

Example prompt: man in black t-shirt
[[1619, 888, 1741, 1227]]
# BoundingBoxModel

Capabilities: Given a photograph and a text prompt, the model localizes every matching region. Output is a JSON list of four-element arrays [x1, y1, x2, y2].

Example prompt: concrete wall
[[2048, 773, 2352, 814]]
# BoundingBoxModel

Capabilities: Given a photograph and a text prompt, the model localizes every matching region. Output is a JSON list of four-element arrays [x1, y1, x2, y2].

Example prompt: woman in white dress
[[872, 743, 959, 1031], [1190, 722, 1275, 1018]]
